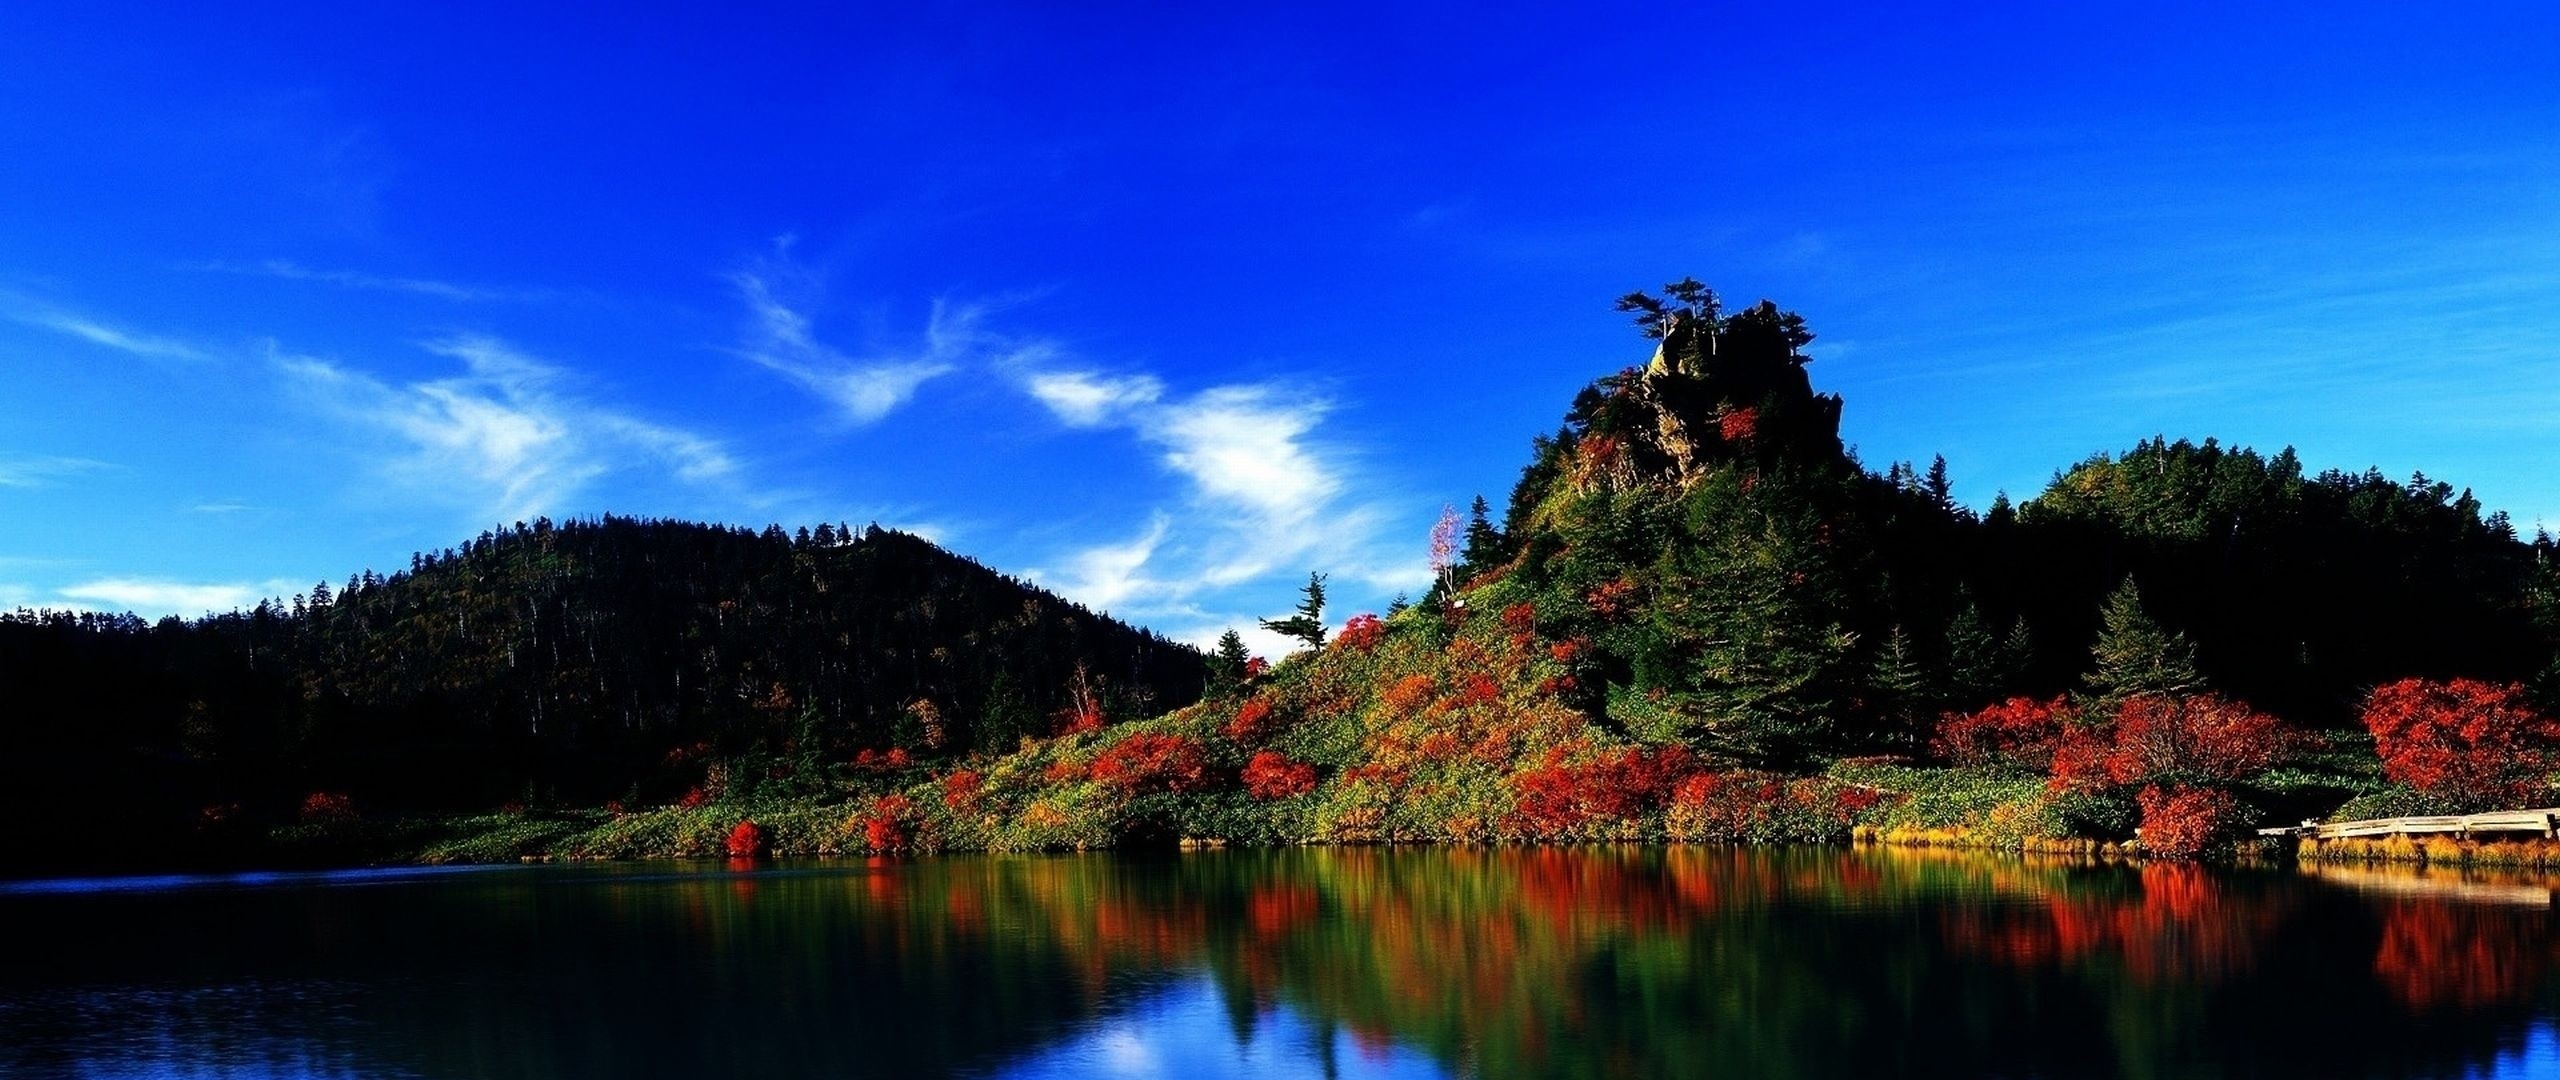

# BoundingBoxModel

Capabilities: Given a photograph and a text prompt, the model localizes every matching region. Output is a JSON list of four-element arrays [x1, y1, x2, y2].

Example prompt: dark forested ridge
[[0, 518, 1203, 870]]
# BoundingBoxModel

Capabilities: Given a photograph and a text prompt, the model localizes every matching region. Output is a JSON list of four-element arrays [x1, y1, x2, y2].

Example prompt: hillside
[[0, 518, 1203, 871]]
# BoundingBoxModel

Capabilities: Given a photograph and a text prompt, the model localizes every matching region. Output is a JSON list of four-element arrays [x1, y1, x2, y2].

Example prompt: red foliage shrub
[[1225, 699, 1280, 743], [2134, 785, 2241, 859], [676, 786, 711, 810], [1585, 578, 1637, 621], [1548, 639, 1584, 665], [943, 769, 983, 812], [299, 791, 357, 824], [2362, 677, 2560, 810], [1718, 406, 1760, 444], [1500, 602, 1538, 633], [1243, 751, 1320, 799], [1667, 771, 1790, 836], [1243, 656, 1269, 680], [724, 819, 768, 858], [1089, 732, 1212, 795], [604, 800, 629, 818], [853, 747, 915, 771], [1935, 696, 2075, 769], [2050, 693, 2293, 792], [1336, 614, 1386, 653], [1450, 674, 1501, 710], [860, 794, 913, 852], [1510, 746, 1695, 833]]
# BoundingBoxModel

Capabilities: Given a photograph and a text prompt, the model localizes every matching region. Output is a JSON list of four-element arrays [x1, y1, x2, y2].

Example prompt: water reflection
[[3, 848, 2558, 1078]]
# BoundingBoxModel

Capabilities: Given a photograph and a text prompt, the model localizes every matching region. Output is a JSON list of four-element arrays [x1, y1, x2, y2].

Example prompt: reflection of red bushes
[[1243, 751, 1319, 799], [2373, 901, 2544, 1010], [2135, 785, 2241, 858], [1337, 614, 1386, 652], [1935, 696, 2073, 769], [2363, 677, 2560, 810], [1089, 733, 1212, 794], [724, 819, 767, 858]]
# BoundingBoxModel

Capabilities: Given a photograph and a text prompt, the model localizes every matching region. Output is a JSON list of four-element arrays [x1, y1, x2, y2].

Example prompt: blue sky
[[3, 4, 2557, 653]]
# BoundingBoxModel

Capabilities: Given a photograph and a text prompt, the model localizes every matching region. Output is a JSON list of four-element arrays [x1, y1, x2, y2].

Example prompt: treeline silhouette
[[0, 517, 1202, 868]]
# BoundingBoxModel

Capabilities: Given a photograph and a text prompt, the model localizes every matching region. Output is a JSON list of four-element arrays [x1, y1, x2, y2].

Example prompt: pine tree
[[1869, 625, 1934, 746], [1943, 597, 2000, 706], [1260, 573, 1329, 650], [1461, 495, 1507, 570], [2082, 578, 2204, 712], [1207, 629, 1252, 694]]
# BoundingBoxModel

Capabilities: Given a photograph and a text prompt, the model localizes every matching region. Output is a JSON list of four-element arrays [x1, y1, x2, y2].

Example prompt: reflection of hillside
[[9, 850, 2560, 1079]]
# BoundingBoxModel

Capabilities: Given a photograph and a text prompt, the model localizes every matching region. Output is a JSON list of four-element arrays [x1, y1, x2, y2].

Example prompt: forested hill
[[0, 518, 1203, 859]]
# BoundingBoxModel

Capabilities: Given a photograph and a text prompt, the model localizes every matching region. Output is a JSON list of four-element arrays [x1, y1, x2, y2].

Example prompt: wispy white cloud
[[277, 335, 741, 524], [188, 501, 256, 515], [729, 249, 1055, 424], [0, 454, 111, 489], [1020, 365, 1426, 625], [1026, 371, 1163, 427], [200, 259, 534, 303], [53, 576, 299, 617], [0, 294, 208, 362]]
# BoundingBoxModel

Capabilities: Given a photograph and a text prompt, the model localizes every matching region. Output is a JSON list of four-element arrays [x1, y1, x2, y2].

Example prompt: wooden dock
[[2259, 807, 2560, 841]]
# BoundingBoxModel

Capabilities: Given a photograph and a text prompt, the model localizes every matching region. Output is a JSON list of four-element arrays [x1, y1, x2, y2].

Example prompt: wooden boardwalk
[[2259, 807, 2560, 841]]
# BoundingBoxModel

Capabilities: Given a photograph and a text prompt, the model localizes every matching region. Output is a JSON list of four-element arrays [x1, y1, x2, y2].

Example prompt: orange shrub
[[1242, 751, 1319, 799], [724, 819, 768, 858], [1089, 732, 1212, 794], [1336, 614, 1386, 652]]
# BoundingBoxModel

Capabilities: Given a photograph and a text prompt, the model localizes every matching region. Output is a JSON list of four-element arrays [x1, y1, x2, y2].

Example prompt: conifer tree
[[2082, 578, 2204, 712], [1260, 573, 1328, 650], [1944, 596, 2000, 704]]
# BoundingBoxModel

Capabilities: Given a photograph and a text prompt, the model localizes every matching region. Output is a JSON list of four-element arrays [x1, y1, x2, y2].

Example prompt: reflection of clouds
[[998, 975, 1449, 1080]]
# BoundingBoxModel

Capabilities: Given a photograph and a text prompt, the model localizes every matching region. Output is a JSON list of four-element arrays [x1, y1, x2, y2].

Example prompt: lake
[[3, 846, 2555, 1078]]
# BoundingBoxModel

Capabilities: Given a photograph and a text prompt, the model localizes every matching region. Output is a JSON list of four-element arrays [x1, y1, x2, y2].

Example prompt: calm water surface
[[4, 847, 2557, 1079]]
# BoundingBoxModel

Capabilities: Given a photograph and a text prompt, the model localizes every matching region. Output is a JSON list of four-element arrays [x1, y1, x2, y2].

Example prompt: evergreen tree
[[1260, 574, 1329, 650], [1207, 629, 1253, 695], [1461, 495, 1507, 570], [1869, 625, 1934, 746], [1943, 597, 2000, 706], [2082, 578, 2204, 712]]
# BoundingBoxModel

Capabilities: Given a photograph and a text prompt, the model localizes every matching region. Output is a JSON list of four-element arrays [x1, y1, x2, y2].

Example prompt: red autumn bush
[[724, 819, 768, 858], [2362, 677, 2560, 811], [1500, 602, 1538, 633], [1242, 751, 1319, 799], [853, 747, 914, 771], [942, 769, 983, 811], [1382, 675, 1438, 713], [1718, 406, 1760, 443], [1242, 656, 1269, 680], [860, 793, 913, 852], [1089, 732, 1212, 794], [1510, 746, 1694, 833], [2134, 785, 2242, 859], [1935, 696, 2075, 770], [1336, 613, 1386, 652], [676, 786, 711, 809], [2051, 693, 2292, 792], [1225, 699, 1281, 743], [299, 791, 358, 824]]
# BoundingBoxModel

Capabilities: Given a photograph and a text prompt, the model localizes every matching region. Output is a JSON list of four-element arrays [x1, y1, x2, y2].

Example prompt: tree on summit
[[1261, 573, 1328, 651]]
